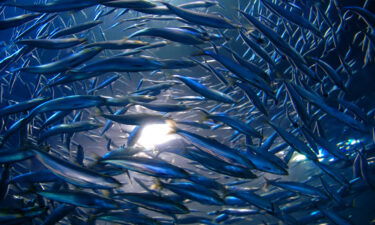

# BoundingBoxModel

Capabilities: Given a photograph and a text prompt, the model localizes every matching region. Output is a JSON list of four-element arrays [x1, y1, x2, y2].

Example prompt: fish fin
[[262, 177, 271, 191], [93, 107, 103, 117], [125, 170, 132, 183], [150, 179, 163, 191], [166, 119, 177, 133], [101, 190, 110, 197]]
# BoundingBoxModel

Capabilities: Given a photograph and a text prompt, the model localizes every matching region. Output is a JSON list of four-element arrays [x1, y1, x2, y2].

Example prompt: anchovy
[[0, 97, 50, 117], [39, 121, 103, 140], [19, 47, 102, 74], [33, 150, 121, 189], [112, 192, 189, 214], [50, 20, 103, 38], [157, 180, 224, 205], [129, 27, 209, 45], [16, 38, 87, 49], [161, 2, 239, 29], [0, 13, 41, 30], [101, 156, 190, 179], [72, 56, 163, 73], [173, 75, 236, 104], [36, 190, 122, 209], [94, 212, 162, 225], [84, 39, 149, 49]]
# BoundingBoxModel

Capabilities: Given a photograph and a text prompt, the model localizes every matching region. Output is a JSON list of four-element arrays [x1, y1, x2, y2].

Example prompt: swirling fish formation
[[0, 0, 374, 224]]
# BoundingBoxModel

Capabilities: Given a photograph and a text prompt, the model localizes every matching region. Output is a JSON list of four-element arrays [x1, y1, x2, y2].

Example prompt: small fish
[[36, 190, 123, 209], [33, 150, 121, 189], [161, 2, 239, 29], [16, 38, 87, 49], [18, 47, 102, 74], [101, 156, 190, 179], [174, 75, 236, 104], [0, 13, 41, 30], [112, 192, 189, 214]]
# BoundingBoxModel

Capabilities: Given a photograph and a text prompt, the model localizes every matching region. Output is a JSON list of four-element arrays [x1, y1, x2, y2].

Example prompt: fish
[[129, 27, 211, 45], [72, 56, 163, 73], [93, 211, 162, 225], [18, 47, 102, 74], [161, 2, 240, 29], [50, 20, 103, 38], [39, 121, 103, 140], [0, 0, 372, 224], [0, 97, 50, 117], [173, 75, 236, 104], [154, 180, 225, 206], [101, 156, 190, 179], [112, 192, 189, 214], [0, 13, 41, 30], [16, 38, 87, 49], [84, 39, 149, 49], [36, 190, 123, 209], [33, 150, 121, 189], [264, 178, 329, 200]]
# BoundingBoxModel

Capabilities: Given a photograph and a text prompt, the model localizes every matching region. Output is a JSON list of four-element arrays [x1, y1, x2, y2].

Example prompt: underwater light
[[292, 152, 307, 162], [136, 123, 176, 149]]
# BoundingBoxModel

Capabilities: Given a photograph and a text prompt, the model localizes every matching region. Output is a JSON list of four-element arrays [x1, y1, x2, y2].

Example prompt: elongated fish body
[[9, 170, 59, 184], [95, 212, 162, 225], [100, 113, 167, 125], [261, 0, 323, 38], [113, 192, 189, 214], [0, 0, 373, 223], [50, 20, 103, 38], [266, 179, 328, 200], [73, 56, 163, 73], [37, 190, 121, 209], [162, 2, 238, 29], [185, 147, 257, 179], [202, 111, 261, 138], [84, 39, 149, 49], [133, 1, 218, 15], [41, 204, 75, 225], [0, 97, 49, 117], [176, 128, 254, 169], [226, 188, 274, 212], [20, 47, 102, 74], [3, 1, 99, 13], [102, 0, 157, 9], [0, 149, 35, 164], [267, 121, 318, 161], [39, 121, 102, 140], [129, 27, 207, 45], [174, 75, 236, 104], [16, 38, 87, 49], [29, 95, 107, 116], [41, 111, 71, 129], [159, 181, 224, 205], [138, 102, 190, 112], [101, 156, 190, 179], [200, 50, 274, 96], [0, 13, 41, 30], [33, 150, 121, 189]]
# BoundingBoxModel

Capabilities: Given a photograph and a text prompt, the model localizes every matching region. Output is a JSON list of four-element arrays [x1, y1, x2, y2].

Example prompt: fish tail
[[262, 177, 271, 190]]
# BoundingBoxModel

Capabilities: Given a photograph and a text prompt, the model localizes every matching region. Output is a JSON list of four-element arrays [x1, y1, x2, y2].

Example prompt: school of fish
[[0, 0, 374, 224]]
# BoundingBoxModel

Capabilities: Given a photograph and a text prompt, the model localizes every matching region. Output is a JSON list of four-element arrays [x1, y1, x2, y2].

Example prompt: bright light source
[[136, 123, 176, 149], [292, 152, 307, 162]]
